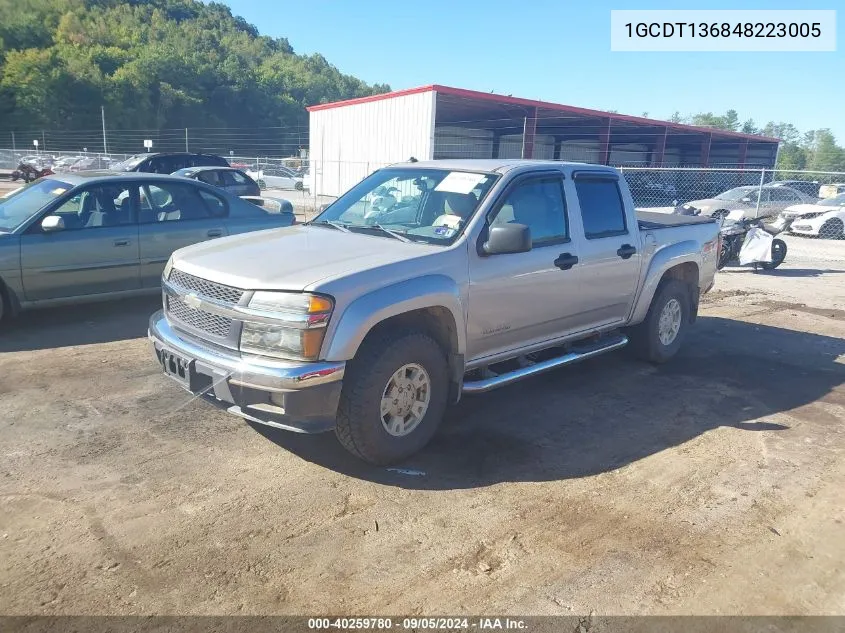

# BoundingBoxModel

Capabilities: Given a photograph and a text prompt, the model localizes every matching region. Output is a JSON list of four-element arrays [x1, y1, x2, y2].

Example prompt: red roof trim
[[305, 86, 437, 112], [307, 85, 779, 142]]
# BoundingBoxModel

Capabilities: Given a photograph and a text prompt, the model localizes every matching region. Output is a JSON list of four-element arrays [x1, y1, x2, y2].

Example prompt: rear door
[[137, 180, 228, 287], [20, 182, 140, 301], [569, 171, 641, 329]]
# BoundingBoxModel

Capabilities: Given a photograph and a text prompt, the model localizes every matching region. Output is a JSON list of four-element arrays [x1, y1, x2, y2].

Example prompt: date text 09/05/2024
[[307, 618, 528, 630], [624, 22, 822, 38]]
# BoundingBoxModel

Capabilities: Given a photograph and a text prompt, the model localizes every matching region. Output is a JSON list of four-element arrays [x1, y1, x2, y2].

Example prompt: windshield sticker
[[433, 226, 457, 237], [434, 172, 487, 194]]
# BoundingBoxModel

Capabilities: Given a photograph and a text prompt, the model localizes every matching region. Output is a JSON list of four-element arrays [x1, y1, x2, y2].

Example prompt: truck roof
[[388, 159, 617, 175]]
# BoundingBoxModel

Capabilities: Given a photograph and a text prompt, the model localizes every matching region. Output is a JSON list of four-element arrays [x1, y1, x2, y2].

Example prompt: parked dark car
[[110, 152, 229, 174], [0, 172, 295, 317], [172, 166, 260, 197], [769, 180, 821, 199]]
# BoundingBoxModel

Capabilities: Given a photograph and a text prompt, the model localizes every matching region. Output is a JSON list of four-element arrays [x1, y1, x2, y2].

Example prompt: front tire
[[760, 238, 787, 270], [335, 330, 449, 465], [628, 279, 690, 364]]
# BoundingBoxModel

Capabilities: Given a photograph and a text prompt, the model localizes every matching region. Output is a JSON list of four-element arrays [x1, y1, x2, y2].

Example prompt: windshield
[[0, 178, 74, 232], [819, 193, 845, 206], [312, 168, 498, 244], [715, 187, 757, 201], [110, 154, 147, 171]]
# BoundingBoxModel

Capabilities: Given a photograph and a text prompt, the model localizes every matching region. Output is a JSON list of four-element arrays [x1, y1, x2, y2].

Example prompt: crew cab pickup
[[149, 160, 719, 464]]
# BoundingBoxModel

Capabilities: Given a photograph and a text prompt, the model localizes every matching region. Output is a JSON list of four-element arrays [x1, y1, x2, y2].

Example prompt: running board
[[461, 335, 629, 394]]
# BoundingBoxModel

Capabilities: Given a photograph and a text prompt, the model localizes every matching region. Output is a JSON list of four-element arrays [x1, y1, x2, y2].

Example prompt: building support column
[[699, 133, 712, 167], [598, 118, 612, 165], [737, 139, 748, 167], [521, 107, 538, 159], [491, 132, 501, 159], [653, 127, 668, 166]]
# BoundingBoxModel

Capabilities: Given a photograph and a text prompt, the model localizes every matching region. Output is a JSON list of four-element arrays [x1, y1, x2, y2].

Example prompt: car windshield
[[0, 178, 74, 232], [819, 193, 845, 206], [312, 168, 498, 244], [715, 187, 757, 201], [110, 154, 147, 171]]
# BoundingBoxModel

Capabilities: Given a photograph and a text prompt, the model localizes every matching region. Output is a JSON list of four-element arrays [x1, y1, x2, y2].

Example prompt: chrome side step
[[461, 334, 628, 394]]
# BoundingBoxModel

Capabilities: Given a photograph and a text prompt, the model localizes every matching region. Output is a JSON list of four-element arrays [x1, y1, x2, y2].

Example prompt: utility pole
[[101, 105, 108, 154]]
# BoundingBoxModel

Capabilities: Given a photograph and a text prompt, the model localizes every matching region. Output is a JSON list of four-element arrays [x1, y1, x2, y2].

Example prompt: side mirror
[[482, 223, 532, 255], [41, 215, 66, 232]]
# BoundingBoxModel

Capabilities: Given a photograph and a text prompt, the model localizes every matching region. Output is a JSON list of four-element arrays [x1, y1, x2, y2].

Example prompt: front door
[[466, 173, 582, 362], [20, 182, 140, 301], [137, 181, 228, 287], [569, 172, 641, 330]]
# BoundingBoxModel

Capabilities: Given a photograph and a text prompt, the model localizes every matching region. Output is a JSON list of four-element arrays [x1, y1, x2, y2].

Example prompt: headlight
[[239, 292, 333, 361]]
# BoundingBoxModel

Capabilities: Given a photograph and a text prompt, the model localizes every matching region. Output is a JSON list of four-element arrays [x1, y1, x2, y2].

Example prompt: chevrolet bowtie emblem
[[184, 293, 202, 309]]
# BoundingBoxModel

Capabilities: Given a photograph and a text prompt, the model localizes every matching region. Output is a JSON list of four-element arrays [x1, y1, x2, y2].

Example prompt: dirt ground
[[1, 236, 844, 616]]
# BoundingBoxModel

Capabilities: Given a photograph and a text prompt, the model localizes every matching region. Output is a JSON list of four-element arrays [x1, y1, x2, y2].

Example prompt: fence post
[[754, 169, 765, 219], [185, 128, 189, 152], [11, 131, 15, 152]]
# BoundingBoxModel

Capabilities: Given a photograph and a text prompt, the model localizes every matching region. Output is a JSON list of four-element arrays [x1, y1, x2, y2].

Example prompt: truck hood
[[170, 224, 440, 291]]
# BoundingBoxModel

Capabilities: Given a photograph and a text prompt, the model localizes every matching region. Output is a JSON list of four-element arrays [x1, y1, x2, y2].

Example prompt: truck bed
[[637, 210, 716, 230]]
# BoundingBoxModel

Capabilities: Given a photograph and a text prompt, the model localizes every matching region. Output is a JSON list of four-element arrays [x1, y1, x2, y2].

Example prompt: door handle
[[207, 230, 223, 238], [554, 253, 579, 270], [113, 239, 130, 247], [617, 244, 637, 259]]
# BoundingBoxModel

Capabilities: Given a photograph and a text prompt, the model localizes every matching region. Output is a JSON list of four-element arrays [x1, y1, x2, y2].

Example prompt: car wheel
[[760, 239, 787, 270], [712, 209, 730, 220], [295, 181, 304, 191], [628, 279, 690, 364], [820, 218, 844, 240], [257, 179, 266, 190], [335, 329, 449, 465]]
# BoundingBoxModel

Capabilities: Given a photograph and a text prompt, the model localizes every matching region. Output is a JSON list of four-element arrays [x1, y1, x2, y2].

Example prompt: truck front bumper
[[148, 310, 344, 433]]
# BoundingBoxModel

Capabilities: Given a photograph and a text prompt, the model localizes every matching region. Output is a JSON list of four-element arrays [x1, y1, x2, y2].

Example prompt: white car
[[247, 166, 303, 190], [782, 193, 845, 239]]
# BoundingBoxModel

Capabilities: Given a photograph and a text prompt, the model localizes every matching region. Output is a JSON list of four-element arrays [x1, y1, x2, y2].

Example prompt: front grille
[[168, 269, 244, 305], [167, 296, 232, 338]]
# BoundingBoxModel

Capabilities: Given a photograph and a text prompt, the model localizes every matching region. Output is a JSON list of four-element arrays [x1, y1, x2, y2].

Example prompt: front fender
[[629, 241, 701, 325], [323, 274, 465, 361]]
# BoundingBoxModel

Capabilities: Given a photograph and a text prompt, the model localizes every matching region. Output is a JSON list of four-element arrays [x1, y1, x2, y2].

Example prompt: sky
[[222, 0, 844, 140]]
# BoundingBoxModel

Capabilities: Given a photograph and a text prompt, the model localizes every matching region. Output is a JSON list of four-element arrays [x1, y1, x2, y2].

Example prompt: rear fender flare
[[629, 241, 701, 325]]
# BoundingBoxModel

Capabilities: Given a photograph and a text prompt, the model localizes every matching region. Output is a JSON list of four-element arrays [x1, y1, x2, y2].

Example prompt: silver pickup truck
[[149, 159, 719, 464]]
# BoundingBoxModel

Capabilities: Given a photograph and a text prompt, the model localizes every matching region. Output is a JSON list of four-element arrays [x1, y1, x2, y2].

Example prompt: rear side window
[[197, 171, 221, 186], [575, 178, 627, 239], [198, 190, 228, 218]]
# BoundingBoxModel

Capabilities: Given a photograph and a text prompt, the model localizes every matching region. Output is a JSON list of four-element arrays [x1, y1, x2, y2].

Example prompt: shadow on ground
[[720, 267, 845, 277], [254, 316, 845, 489], [0, 295, 160, 352]]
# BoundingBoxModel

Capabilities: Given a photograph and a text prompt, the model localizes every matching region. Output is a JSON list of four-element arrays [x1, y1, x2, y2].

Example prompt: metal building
[[307, 84, 779, 197]]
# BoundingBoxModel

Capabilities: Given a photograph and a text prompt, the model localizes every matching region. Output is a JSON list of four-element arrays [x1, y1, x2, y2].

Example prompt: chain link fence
[[3, 148, 843, 244]]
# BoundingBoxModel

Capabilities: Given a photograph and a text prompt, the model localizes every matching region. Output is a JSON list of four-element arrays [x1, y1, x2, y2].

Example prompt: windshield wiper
[[309, 219, 351, 232], [366, 223, 411, 243]]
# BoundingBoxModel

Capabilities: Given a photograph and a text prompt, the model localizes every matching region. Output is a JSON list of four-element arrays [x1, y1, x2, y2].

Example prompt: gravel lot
[[1, 236, 844, 616]]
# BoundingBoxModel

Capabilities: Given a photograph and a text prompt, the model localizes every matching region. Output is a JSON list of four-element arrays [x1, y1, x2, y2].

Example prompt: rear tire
[[628, 279, 690, 364], [335, 329, 449, 465], [760, 238, 787, 270], [257, 179, 266, 190], [820, 218, 844, 240], [295, 181, 304, 191]]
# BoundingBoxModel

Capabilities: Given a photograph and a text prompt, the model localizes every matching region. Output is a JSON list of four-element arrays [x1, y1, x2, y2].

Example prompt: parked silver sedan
[[0, 172, 295, 319]]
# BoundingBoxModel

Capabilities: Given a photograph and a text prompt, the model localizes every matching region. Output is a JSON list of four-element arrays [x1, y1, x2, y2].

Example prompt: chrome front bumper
[[148, 310, 345, 433]]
